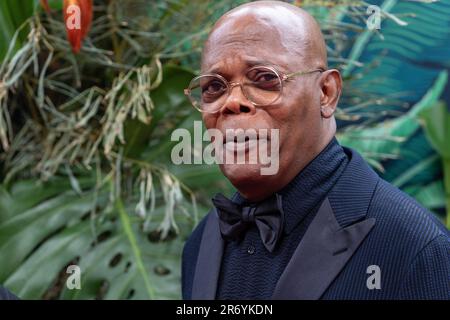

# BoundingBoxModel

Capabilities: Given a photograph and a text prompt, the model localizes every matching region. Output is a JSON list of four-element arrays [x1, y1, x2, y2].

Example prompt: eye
[[247, 69, 281, 90], [202, 80, 226, 94], [254, 72, 278, 83]]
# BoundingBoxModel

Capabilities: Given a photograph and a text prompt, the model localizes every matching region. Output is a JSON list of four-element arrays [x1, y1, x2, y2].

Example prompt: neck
[[235, 134, 335, 202]]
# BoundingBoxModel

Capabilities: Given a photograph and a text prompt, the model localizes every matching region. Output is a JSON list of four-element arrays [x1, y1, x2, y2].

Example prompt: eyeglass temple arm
[[283, 68, 325, 81]]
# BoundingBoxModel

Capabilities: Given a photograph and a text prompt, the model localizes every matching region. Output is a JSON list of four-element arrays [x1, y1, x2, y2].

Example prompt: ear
[[319, 69, 342, 118]]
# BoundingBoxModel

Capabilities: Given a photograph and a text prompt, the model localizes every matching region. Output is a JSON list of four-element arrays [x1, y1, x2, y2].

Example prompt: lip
[[223, 136, 269, 153], [221, 131, 271, 144]]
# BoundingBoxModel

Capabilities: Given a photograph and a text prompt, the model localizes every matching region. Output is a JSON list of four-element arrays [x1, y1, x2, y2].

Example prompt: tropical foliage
[[0, 0, 449, 299]]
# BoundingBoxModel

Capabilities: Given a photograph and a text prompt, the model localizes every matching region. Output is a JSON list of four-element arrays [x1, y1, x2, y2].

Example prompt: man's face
[[201, 14, 324, 198]]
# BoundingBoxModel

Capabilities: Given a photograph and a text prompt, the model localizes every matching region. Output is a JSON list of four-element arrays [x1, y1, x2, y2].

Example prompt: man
[[181, 1, 450, 299]]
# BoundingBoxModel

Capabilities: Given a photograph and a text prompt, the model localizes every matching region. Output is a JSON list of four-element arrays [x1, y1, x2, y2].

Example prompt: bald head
[[202, 1, 328, 72]]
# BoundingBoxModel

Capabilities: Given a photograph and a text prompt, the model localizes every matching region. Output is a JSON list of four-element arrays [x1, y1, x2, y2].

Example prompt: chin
[[220, 163, 275, 195]]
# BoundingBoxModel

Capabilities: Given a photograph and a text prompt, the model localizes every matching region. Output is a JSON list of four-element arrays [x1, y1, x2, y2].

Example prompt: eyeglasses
[[184, 65, 324, 113]]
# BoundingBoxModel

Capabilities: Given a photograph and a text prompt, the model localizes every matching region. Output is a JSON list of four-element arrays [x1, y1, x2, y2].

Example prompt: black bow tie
[[212, 193, 285, 252]]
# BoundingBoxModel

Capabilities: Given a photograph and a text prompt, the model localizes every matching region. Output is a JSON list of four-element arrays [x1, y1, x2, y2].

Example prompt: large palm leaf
[[340, 0, 450, 119]]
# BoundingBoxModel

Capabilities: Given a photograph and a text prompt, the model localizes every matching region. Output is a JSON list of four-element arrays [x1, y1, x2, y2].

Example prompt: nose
[[220, 83, 256, 115]]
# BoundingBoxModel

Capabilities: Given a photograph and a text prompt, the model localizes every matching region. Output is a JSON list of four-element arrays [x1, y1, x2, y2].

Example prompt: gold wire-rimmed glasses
[[184, 65, 324, 113]]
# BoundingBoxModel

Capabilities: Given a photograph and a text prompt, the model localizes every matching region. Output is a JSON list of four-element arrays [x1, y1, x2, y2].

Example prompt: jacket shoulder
[[369, 178, 448, 251], [329, 177, 449, 299], [399, 234, 450, 299]]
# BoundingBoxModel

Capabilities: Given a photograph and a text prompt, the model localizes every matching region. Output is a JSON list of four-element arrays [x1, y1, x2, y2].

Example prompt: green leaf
[[419, 101, 450, 159], [419, 100, 450, 227], [1, 173, 194, 299], [338, 70, 448, 162], [0, 0, 35, 61], [0, 189, 102, 282], [407, 180, 446, 211], [4, 220, 96, 299], [391, 154, 439, 188]]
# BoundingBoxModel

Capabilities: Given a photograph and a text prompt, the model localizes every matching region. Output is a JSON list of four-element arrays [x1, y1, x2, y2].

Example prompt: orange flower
[[63, 0, 93, 53]]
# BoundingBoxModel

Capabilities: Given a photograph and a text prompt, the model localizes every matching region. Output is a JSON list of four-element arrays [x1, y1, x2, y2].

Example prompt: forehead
[[201, 15, 295, 74]]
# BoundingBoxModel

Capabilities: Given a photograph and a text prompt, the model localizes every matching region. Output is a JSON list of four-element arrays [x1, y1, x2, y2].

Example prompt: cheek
[[202, 114, 218, 129], [288, 83, 319, 118], [273, 86, 320, 145]]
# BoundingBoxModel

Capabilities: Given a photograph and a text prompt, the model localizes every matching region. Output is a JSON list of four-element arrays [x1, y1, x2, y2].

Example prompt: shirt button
[[247, 245, 255, 255]]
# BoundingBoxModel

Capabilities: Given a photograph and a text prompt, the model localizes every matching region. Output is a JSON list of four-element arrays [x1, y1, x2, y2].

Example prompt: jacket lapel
[[191, 209, 224, 299], [271, 197, 375, 299]]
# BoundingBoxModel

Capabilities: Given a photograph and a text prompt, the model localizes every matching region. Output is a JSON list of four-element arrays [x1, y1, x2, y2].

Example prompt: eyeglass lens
[[188, 66, 282, 112]]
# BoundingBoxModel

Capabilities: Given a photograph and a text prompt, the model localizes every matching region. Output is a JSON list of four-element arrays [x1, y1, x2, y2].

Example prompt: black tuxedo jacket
[[182, 147, 450, 299]]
